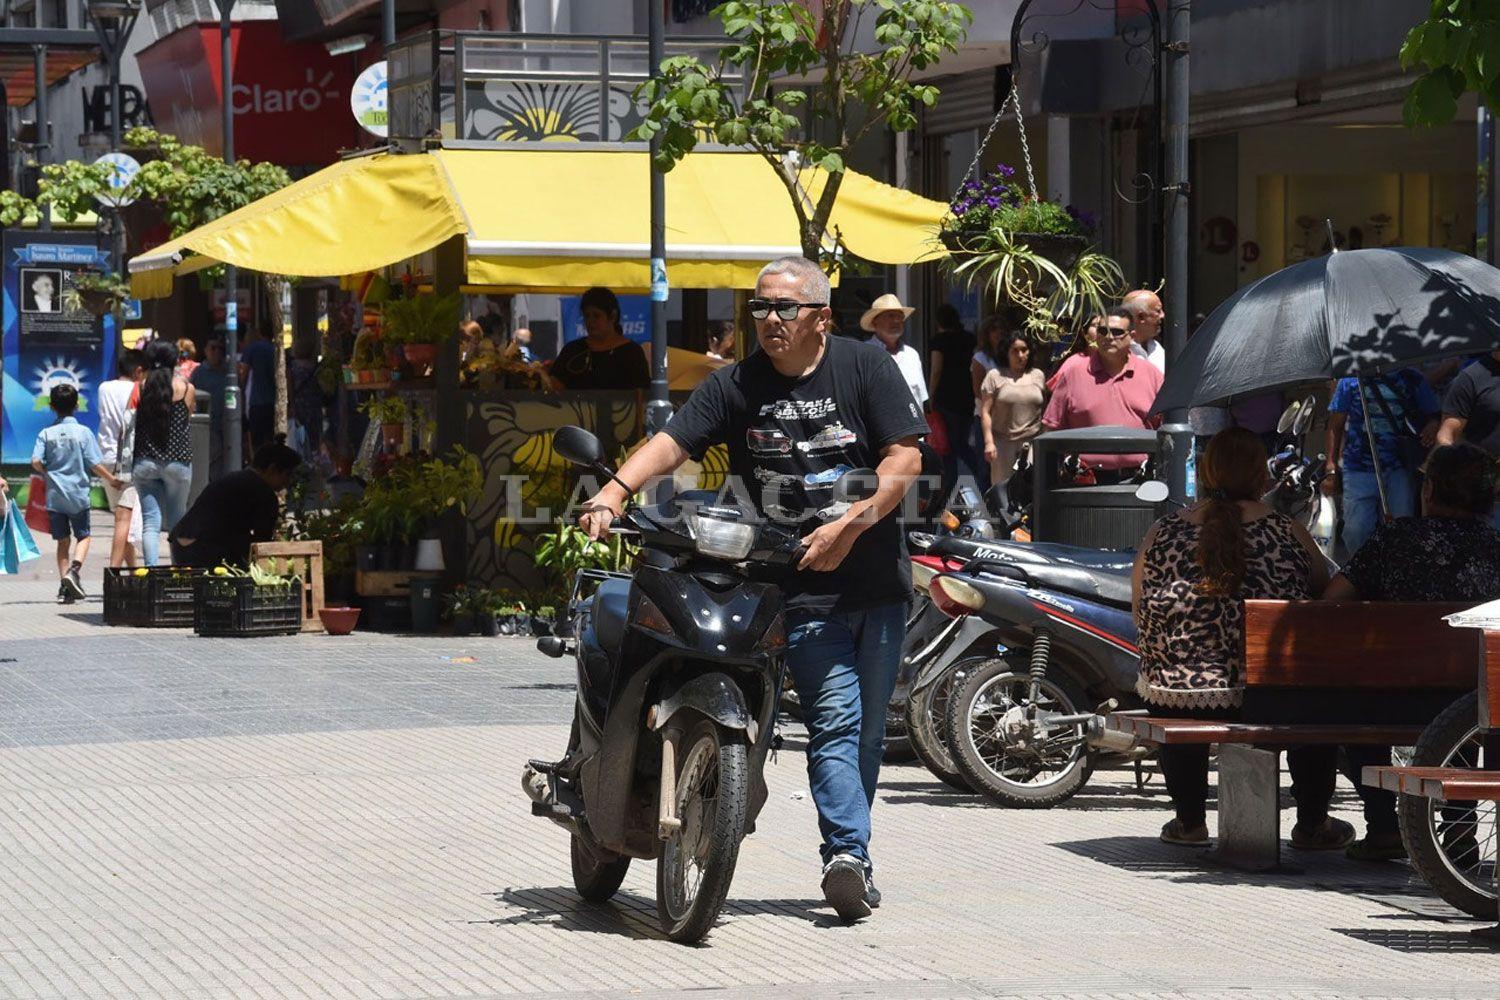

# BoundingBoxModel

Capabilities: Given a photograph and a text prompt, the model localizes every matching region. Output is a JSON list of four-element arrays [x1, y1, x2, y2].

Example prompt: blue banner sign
[[1, 232, 116, 464]]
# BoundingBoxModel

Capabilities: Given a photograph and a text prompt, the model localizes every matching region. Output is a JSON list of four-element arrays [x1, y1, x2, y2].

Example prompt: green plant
[[360, 395, 409, 425], [1400, 2, 1500, 126], [949, 234, 1126, 341], [628, 0, 971, 262], [535, 523, 640, 585], [382, 292, 462, 346], [61, 271, 132, 315]]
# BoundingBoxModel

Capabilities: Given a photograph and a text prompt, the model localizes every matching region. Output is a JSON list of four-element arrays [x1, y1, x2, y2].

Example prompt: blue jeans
[[1340, 466, 1417, 559], [133, 459, 192, 566], [785, 601, 907, 869]]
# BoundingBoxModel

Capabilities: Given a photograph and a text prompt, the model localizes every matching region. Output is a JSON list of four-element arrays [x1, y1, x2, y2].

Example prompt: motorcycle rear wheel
[[656, 718, 748, 943], [1398, 691, 1497, 919], [571, 835, 631, 902], [948, 659, 1093, 809], [905, 659, 976, 792]]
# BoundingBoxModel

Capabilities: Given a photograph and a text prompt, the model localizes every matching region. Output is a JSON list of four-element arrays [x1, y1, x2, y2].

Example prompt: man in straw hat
[[860, 293, 927, 411]]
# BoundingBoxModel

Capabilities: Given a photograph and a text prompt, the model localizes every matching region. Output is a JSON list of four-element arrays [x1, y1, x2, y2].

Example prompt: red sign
[[137, 21, 364, 168]]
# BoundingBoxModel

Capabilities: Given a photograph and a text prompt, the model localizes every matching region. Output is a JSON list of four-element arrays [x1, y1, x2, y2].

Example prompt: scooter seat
[[1017, 562, 1134, 608], [592, 577, 631, 651]]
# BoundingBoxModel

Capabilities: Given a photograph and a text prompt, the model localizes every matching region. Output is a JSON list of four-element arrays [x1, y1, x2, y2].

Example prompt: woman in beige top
[[979, 332, 1047, 495]]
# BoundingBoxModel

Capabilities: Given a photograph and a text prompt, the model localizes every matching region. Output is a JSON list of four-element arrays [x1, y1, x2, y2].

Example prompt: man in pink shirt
[[1043, 306, 1164, 477]]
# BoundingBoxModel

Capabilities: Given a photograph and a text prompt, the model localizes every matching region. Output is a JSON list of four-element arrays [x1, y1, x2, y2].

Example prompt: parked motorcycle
[[522, 426, 876, 943], [917, 401, 1331, 808]]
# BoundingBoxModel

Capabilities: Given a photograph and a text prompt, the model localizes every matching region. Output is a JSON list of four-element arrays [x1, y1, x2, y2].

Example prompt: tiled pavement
[[2, 518, 1497, 998]]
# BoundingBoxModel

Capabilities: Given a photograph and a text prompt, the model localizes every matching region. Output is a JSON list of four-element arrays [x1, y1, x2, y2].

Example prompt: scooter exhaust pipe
[[1085, 715, 1145, 754]]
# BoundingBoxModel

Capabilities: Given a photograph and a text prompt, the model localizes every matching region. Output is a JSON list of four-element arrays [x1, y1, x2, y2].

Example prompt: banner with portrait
[[0, 231, 116, 464]]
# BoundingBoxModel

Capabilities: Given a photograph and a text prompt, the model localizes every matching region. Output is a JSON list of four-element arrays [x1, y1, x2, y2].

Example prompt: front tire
[[947, 658, 1093, 809], [1398, 691, 1496, 919], [656, 718, 748, 943], [571, 836, 630, 902]]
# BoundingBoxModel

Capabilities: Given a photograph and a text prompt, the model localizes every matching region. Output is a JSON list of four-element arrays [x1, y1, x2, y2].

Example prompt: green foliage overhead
[[627, 0, 971, 261], [26, 127, 292, 238], [1400, 1, 1500, 126]]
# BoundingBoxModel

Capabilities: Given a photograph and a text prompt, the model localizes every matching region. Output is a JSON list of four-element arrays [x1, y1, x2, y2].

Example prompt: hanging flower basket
[[1008, 232, 1091, 272]]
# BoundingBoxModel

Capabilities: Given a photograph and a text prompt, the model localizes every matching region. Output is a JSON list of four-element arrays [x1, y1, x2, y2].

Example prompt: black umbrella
[[1153, 247, 1500, 413]]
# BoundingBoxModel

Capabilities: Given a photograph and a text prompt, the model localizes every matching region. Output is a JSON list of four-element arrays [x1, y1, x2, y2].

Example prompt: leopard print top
[[1136, 510, 1312, 710]]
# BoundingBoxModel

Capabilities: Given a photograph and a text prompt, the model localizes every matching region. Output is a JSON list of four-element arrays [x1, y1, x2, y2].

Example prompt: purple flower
[[998, 164, 1016, 179], [953, 200, 973, 215], [1065, 204, 1098, 232], [984, 196, 1000, 208]]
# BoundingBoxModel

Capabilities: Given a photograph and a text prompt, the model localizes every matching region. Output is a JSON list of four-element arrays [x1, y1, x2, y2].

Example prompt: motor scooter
[[522, 426, 875, 943]]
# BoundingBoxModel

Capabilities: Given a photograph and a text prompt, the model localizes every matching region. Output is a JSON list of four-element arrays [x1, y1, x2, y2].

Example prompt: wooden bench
[[1105, 600, 1477, 871], [1361, 627, 1500, 942]]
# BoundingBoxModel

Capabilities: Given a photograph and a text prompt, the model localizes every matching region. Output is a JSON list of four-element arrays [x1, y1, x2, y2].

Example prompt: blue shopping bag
[[2, 498, 42, 574]]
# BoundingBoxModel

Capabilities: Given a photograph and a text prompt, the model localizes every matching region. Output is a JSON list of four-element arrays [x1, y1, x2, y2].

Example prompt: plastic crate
[[102, 567, 204, 627], [193, 575, 304, 637]]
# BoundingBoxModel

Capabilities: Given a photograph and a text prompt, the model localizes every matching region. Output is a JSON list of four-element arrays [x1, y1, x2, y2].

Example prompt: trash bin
[[1030, 427, 1162, 550], [409, 578, 440, 633]]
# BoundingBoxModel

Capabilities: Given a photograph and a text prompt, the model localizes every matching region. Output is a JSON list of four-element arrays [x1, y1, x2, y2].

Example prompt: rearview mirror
[[1291, 394, 1316, 436], [1134, 480, 1170, 504], [830, 468, 880, 504], [552, 426, 604, 468], [1276, 400, 1303, 436]]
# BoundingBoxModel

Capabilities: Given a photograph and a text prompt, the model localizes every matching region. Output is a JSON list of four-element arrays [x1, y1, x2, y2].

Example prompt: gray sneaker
[[821, 854, 871, 922], [64, 564, 85, 599], [864, 869, 881, 909]]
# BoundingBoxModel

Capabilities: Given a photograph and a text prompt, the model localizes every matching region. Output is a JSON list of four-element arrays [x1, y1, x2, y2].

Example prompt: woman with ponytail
[[131, 339, 195, 565], [1131, 428, 1340, 848]]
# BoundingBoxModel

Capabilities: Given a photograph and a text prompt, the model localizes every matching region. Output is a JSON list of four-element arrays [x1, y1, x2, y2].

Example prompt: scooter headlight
[[692, 507, 756, 561]]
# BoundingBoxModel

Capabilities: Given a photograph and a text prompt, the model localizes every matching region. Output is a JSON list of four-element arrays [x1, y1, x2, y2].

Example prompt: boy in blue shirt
[[30, 384, 123, 602]]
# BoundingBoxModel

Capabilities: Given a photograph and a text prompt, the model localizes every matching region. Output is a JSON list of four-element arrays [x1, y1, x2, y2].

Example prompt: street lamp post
[[215, 0, 241, 473], [86, 0, 139, 277]]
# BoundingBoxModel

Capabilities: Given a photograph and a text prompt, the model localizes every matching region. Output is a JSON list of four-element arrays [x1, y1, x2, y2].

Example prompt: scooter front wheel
[[657, 718, 749, 943]]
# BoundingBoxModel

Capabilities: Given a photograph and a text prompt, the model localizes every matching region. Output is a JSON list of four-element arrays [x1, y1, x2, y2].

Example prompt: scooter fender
[[909, 613, 1004, 698], [651, 673, 754, 742]]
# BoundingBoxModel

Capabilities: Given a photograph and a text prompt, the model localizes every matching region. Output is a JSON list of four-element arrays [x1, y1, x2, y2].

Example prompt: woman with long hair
[[978, 330, 1046, 510], [132, 339, 196, 566], [1131, 428, 1342, 848]]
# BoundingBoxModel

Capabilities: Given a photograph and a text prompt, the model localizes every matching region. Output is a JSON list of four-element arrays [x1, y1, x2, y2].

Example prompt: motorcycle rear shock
[[1027, 627, 1052, 705]]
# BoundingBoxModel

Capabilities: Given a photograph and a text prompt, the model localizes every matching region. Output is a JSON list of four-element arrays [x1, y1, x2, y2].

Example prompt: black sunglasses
[[747, 298, 827, 321]]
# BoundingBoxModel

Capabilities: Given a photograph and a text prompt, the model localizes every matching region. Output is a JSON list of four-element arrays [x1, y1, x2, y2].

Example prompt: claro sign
[[231, 69, 342, 116], [137, 22, 361, 166]]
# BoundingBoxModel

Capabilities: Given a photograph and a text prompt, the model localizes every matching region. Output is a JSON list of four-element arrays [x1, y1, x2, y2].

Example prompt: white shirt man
[[1124, 289, 1167, 375], [859, 293, 928, 408]]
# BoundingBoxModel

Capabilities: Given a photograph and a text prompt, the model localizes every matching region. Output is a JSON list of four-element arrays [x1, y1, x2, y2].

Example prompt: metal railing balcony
[[388, 30, 739, 145]]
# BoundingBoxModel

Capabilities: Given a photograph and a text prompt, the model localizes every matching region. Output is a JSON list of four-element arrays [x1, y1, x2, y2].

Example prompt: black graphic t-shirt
[[664, 334, 928, 613]]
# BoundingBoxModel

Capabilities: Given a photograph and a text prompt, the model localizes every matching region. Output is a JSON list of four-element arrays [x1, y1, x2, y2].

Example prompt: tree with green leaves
[[1400, 1, 1500, 126], [628, 0, 971, 264]]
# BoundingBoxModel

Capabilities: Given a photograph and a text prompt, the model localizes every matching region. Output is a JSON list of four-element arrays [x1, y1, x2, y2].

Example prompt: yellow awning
[[129, 147, 947, 299]]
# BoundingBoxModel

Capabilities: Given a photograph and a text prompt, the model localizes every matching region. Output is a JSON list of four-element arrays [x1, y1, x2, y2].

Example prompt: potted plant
[[444, 585, 478, 635], [382, 292, 461, 370], [64, 271, 132, 317], [361, 394, 408, 448], [940, 165, 1124, 342], [532, 604, 557, 637]]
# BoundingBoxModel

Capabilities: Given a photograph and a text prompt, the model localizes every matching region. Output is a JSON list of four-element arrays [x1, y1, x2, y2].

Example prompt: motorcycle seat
[[592, 577, 631, 651], [1025, 542, 1135, 573], [1016, 562, 1134, 608]]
